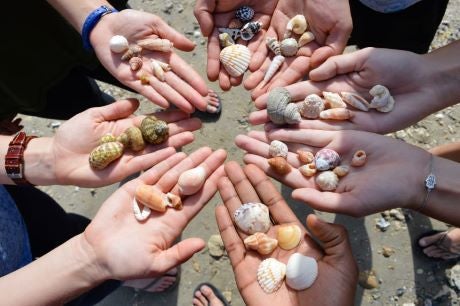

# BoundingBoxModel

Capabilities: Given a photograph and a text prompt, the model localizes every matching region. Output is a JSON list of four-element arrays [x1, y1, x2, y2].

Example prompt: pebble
[[389, 209, 405, 221], [396, 286, 406, 296], [382, 246, 395, 258], [447, 263, 460, 290], [50, 122, 61, 128], [416, 268, 424, 275], [222, 290, 232, 304], [207, 234, 225, 258], [376, 217, 390, 231], [192, 259, 201, 273], [359, 270, 379, 289], [193, 30, 201, 38], [403, 303, 416, 306]]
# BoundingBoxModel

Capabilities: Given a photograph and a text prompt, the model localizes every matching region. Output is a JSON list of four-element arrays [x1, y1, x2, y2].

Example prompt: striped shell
[[266, 37, 281, 55], [89, 142, 124, 170], [340, 92, 370, 111], [315, 171, 339, 191], [234, 202, 271, 235], [116, 127, 145, 152], [140, 116, 169, 144], [300, 94, 325, 119], [257, 258, 286, 294], [110, 35, 129, 53], [286, 253, 318, 290], [298, 32, 315, 47], [128, 57, 143, 71], [220, 44, 251, 77], [240, 21, 262, 41], [244, 232, 278, 255], [137, 38, 173, 52], [315, 149, 341, 171], [280, 38, 298, 57], [269, 140, 288, 158]]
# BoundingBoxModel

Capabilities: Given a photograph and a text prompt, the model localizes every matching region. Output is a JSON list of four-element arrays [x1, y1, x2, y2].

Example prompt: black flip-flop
[[416, 229, 460, 261], [193, 94, 222, 122], [193, 282, 230, 306]]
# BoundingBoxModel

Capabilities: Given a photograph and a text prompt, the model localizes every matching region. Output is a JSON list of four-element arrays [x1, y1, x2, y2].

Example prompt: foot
[[192, 285, 225, 306], [205, 89, 221, 114], [419, 228, 460, 260], [123, 267, 178, 293]]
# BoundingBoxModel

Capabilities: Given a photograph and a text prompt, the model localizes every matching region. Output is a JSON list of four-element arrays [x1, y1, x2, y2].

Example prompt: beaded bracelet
[[82, 5, 118, 51]]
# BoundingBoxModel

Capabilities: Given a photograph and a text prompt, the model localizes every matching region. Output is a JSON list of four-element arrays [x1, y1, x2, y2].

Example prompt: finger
[[249, 26, 276, 72], [140, 109, 190, 123], [219, 68, 232, 91], [193, 0, 216, 37], [207, 29, 221, 82], [95, 99, 139, 121], [148, 75, 195, 113], [133, 80, 170, 109], [309, 49, 367, 82], [152, 131, 195, 149], [167, 53, 209, 97], [167, 118, 202, 135], [418, 232, 447, 247], [292, 188, 360, 216], [224, 160, 261, 204], [310, 46, 336, 69], [248, 109, 269, 125], [124, 147, 176, 176], [267, 129, 335, 147], [154, 18, 196, 51], [154, 238, 206, 273], [216, 204, 245, 267], [138, 152, 187, 185], [264, 120, 353, 132], [244, 56, 271, 91]]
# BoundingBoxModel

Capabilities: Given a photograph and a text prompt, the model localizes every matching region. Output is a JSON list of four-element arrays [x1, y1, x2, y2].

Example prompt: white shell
[[280, 38, 298, 57], [284, 103, 302, 124], [234, 202, 271, 234], [298, 31, 315, 47], [261, 55, 285, 87], [286, 15, 308, 37], [286, 253, 318, 290], [220, 44, 251, 77], [151, 60, 165, 82], [257, 258, 286, 293], [377, 95, 395, 112], [132, 198, 151, 221], [110, 35, 129, 53], [178, 166, 207, 195], [269, 140, 288, 158], [369, 85, 392, 109], [300, 94, 325, 119], [315, 171, 339, 191], [323, 92, 347, 108]]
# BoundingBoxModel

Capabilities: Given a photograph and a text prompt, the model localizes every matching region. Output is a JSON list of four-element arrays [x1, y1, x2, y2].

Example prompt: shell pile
[[133, 184, 182, 221], [267, 87, 301, 125]]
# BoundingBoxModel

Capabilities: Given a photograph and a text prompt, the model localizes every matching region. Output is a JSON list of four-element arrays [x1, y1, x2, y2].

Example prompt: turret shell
[[315, 171, 339, 191], [277, 224, 302, 250], [280, 38, 298, 57], [234, 202, 271, 235], [257, 258, 286, 293], [178, 166, 207, 195], [244, 232, 278, 255], [220, 44, 251, 77], [89, 141, 124, 170], [140, 116, 169, 144], [266, 37, 281, 55], [262, 55, 285, 86], [286, 253, 318, 290], [110, 35, 129, 53], [300, 94, 325, 119], [315, 149, 341, 171]]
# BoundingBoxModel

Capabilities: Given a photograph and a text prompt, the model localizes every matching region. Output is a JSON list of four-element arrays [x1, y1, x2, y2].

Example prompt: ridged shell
[[297, 150, 314, 164], [286, 253, 318, 290], [219, 33, 235, 48], [298, 32, 315, 47], [333, 165, 350, 177], [323, 92, 346, 109], [280, 38, 298, 57], [220, 44, 251, 77], [261, 55, 285, 87], [315, 149, 341, 171], [340, 92, 370, 112], [284, 103, 301, 124], [110, 35, 129, 53], [240, 21, 262, 41], [269, 140, 288, 158], [178, 166, 207, 195], [135, 184, 182, 213], [89, 142, 124, 170], [266, 37, 281, 55], [228, 18, 244, 29], [277, 224, 302, 250], [268, 156, 291, 175], [267, 87, 291, 124], [300, 94, 325, 119], [285, 15, 307, 37], [128, 56, 143, 71], [319, 108, 353, 120], [137, 38, 173, 52], [140, 116, 169, 144], [257, 258, 286, 294], [315, 171, 339, 191], [218, 28, 241, 41], [116, 126, 145, 151], [244, 232, 278, 255], [121, 44, 142, 61], [100, 133, 116, 144], [299, 163, 317, 177], [234, 202, 271, 234], [235, 6, 254, 22], [150, 59, 165, 82], [351, 150, 367, 167]]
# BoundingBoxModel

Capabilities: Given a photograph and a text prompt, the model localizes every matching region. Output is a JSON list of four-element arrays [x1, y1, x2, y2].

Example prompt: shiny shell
[[261, 55, 285, 87], [178, 166, 207, 195], [280, 38, 298, 57], [121, 44, 142, 61], [235, 6, 254, 22], [351, 150, 367, 167], [319, 108, 353, 120], [323, 92, 346, 109], [333, 165, 350, 177], [268, 156, 291, 175], [228, 18, 244, 29], [140, 116, 169, 144], [297, 150, 314, 164], [315, 171, 339, 191], [137, 38, 173, 52], [116, 126, 145, 152], [257, 258, 286, 294], [266, 37, 281, 55], [269, 140, 288, 159], [218, 28, 241, 41], [277, 224, 302, 250], [340, 92, 370, 112], [110, 35, 129, 53], [100, 133, 116, 144], [298, 31, 315, 47], [220, 44, 251, 77], [300, 94, 325, 119], [315, 149, 341, 171], [286, 253, 318, 290], [135, 184, 182, 213], [299, 163, 317, 177], [89, 141, 124, 170], [244, 232, 278, 255], [234, 202, 271, 235], [128, 56, 143, 71], [240, 21, 262, 41], [219, 32, 235, 48], [285, 15, 307, 38], [267, 87, 291, 124]]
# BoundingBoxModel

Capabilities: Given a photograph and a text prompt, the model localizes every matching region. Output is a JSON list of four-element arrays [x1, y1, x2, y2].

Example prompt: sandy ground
[[18, 0, 460, 305]]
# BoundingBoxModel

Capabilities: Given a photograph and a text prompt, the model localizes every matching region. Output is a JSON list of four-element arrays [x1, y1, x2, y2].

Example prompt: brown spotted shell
[[100, 133, 116, 144], [129, 57, 143, 71], [121, 44, 142, 61], [140, 116, 169, 144], [89, 141, 124, 170], [116, 126, 145, 152]]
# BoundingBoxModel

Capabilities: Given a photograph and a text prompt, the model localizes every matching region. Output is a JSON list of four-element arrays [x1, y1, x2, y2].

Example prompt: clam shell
[[284, 103, 301, 124], [267, 87, 291, 124], [280, 38, 298, 57], [323, 92, 346, 109], [244, 232, 278, 255], [257, 258, 286, 294], [234, 202, 271, 235], [218, 28, 241, 41], [268, 156, 291, 175], [299, 163, 317, 177], [369, 85, 392, 109], [121, 44, 142, 61], [333, 165, 350, 177], [319, 108, 353, 120], [137, 38, 173, 52], [219, 32, 235, 48], [235, 5, 254, 22], [298, 31, 315, 47], [116, 126, 145, 152], [315, 171, 339, 191], [286, 253, 318, 290], [140, 116, 169, 144], [340, 92, 370, 111], [178, 166, 207, 195], [300, 94, 325, 119], [89, 141, 124, 170], [286, 15, 307, 37], [315, 149, 341, 171], [128, 56, 143, 71], [351, 150, 367, 167], [277, 224, 302, 250], [240, 21, 262, 41], [269, 140, 289, 158], [266, 37, 281, 55], [297, 150, 314, 164], [100, 133, 116, 144], [110, 35, 129, 53], [220, 44, 251, 77]]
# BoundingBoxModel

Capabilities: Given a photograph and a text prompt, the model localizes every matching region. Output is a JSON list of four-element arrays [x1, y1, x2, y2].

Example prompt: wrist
[[23, 137, 57, 186]]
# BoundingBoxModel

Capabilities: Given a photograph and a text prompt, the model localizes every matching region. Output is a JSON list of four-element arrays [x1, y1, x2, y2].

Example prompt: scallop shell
[[110, 35, 129, 53], [297, 150, 314, 164], [340, 92, 370, 112], [315, 171, 339, 191], [128, 56, 143, 71], [277, 224, 302, 250], [315, 149, 341, 171], [220, 44, 251, 77], [240, 21, 262, 41], [261, 55, 285, 87], [267, 87, 291, 124], [228, 18, 244, 29], [218, 28, 241, 41], [300, 94, 325, 119], [150, 59, 166, 81], [234, 202, 271, 234], [266, 37, 281, 55], [268, 156, 291, 175], [319, 108, 353, 120], [132, 198, 151, 221], [299, 163, 317, 177], [333, 165, 350, 177], [116, 126, 145, 152], [284, 102, 302, 124], [286, 253, 318, 290], [219, 32, 235, 48], [285, 15, 308, 38], [269, 140, 289, 158], [369, 85, 393, 109], [377, 95, 395, 113], [137, 38, 173, 52], [100, 133, 116, 144], [121, 44, 142, 61], [351, 150, 367, 167], [257, 258, 286, 294], [235, 5, 254, 22], [280, 38, 298, 57], [178, 166, 207, 195], [135, 185, 182, 213], [298, 31, 315, 47], [323, 92, 346, 109], [140, 116, 169, 144], [89, 141, 124, 170], [244, 232, 278, 255]]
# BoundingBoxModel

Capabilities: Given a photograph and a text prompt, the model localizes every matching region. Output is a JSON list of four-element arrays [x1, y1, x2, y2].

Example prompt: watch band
[[5, 132, 37, 185], [82, 5, 119, 51]]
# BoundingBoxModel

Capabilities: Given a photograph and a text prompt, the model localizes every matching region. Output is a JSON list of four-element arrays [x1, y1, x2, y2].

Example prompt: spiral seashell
[[268, 156, 291, 175], [323, 92, 346, 109], [244, 232, 278, 255], [121, 44, 142, 61], [135, 184, 183, 213], [140, 116, 169, 144], [137, 38, 173, 52], [100, 133, 116, 144], [315, 149, 341, 171], [298, 31, 315, 47], [219, 44, 251, 77], [261, 55, 285, 87], [150, 59, 166, 81], [376, 96, 395, 113], [257, 258, 286, 294], [319, 108, 353, 120], [139, 71, 150, 85], [297, 150, 314, 164], [340, 92, 370, 112], [286, 253, 318, 290], [299, 163, 317, 177], [277, 224, 302, 250], [89, 141, 124, 170], [267, 87, 291, 124], [300, 94, 325, 119], [266, 37, 281, 55], [351, 150, 367, 167], [156, 59, 171, 71], [333, 165, 350, 177], [218, 28, 241, 41], [219, 33, 235, 48], [284, 103, 301, 124], [234, 202, 271, 234], [269, 140, 289, 159], [315, 171, 339, 191], [178, 166, 207, 195], [228, 18, 244, 29], [369, 85, 394, 112], [235, 6, 255, 22], [128, 56, 143, 71], [132, 198, 151, 221], [285, 15, 308, 38], [280, 38, 298, 57], [240, 21, 262, 41], [110, 35, 129, 53], [116, 126, 145, 152]]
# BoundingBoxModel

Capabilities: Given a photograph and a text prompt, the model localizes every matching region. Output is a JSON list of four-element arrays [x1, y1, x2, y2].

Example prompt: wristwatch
[[5, 132, 37, 185]]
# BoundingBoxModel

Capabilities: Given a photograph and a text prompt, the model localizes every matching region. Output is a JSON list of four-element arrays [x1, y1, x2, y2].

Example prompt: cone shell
[[140, 116, 169, 144], [269, 140, 288, 158], [219, 32, 235, 48], [89, 141, 124, 170], [286, 253, 318, 290], [234, 202, 271, 235], [268, 156, 291, 175], [110, 35, 129, 53], [220, 44, 251, 77], [137, 38, 173, 52], [178, 166, 207, 195], [235, 5, 254, 22], [300, 94, 325, 119], [240, 21, 262, 41], [315, 149, 341, 171], [320, 108, 353, 120], [257, 258, 286, 294], [266, 37, 281, 55], [129, 57, 143, 71], [351, 150, 367, 167], [333, 165, 350, 177], [280, 38, 298, 57], [299, 163, 317, 177], [121, 44, 142, 61], [286, 15, 308, 37], [297, 150, 314, 164], [315, 171, 339, 191], [244, 232, 278, 255], [298, 31, 315, 47], [267, 87, 291, 124], [116, 127, 145, 152], [277, 224, 302, 250], [340, 92, 370, 112], [323, 92, 347, 109], [100, 133, 116, 144]]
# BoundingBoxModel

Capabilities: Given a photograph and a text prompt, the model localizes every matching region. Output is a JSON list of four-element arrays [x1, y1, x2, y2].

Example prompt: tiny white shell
[[315, 171, 339, 191], [150, 60, 165, 81], [280, 38, 298, 57], [234, 202, 271, 234], [286, 253, 318, 290], [257, 258, 286, 294], [220, 44, 251, 77], [110, 35, 129, 53], [178, 166, 207, 195], [298, 31, 315, 47], [132, 198, 151, 221], [269, 140, 288, 158]]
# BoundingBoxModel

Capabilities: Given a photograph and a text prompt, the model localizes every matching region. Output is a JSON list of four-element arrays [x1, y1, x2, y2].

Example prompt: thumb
[[154, 238, 205, 273], [194, 0, 216, 37], [95, 99, 139, 121]]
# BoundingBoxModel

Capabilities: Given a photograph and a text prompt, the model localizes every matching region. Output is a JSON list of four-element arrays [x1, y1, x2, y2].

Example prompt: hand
[[90, 9, 210, 113], [235, 129, 431, 217], [216, 162, 357, 306], [194, 0, 278, 90]]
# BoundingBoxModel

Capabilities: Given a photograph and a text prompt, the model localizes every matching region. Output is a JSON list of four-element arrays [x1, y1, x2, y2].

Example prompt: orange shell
[[277, 224, 302, 250], [298, 163, 316, 177], [268, 156, 291, 175], [351, 150, 367, 167], [244, 232, 278, 255], [297, 150, 314, 164], [135, 184, 167, 212]]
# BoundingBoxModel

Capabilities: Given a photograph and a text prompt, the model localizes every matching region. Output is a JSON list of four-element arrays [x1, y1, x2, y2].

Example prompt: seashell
[[150, 59, 165, 81], [333, 165, 350, 177], [268, 156, 291, 175], [116, 127, 145, 152], [340, 92, 370, 112], [135, 184, 182, 213], [299, 163, 317, 177], [315, 171, 339, 191], [219, 33, 235, 48], [234, 202, 271, 234], [228, 18, 244, 29], [300, 94, 325, 119], [128, 56, 143, 71], [139, 71, 150, 85], [110, 35, 129, 53], [267, 87, 291, 124], [100, 133, 116, 144], [266, 37, 281, 55], [235, 6, 255, 22], [277, 224, 302, 250], [218, 28, 241, 41], [298, 31, 315, 47], [323, 92, 347, 109], [219, 44, 251, 77], [140, 116, 169, 144], [369, 85, 392, 109], [286, 253, 318, 290], [137, 38, 173, 52], [351, 150, 367, 167], [261, 55, 285, 87], [240, 21, 262, 41], [89, 141, 124, 170], [178, 166, 207, 195], [257, 258, 286, 294], [297, 150, 314, 164], [280, 38, 298, 57], [377, 95, 395, 113], [315, 149, 341, 171], [284, 103, 301, 124], [269, 140, 289, 159], [121, 44, 142, 61], [244, 232, 278, 255], [132, 198, 151, 221], [319, 108, 353, 120], [285, 15, 308, 38], [156, 59, 171, 71]]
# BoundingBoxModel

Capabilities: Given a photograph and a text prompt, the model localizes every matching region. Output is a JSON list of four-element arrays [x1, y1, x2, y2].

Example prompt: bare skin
[[193, 285, 225, 306], [418, 229, 460, 260]]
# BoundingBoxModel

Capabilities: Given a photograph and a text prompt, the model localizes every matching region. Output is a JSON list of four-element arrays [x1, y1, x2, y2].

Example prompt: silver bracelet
[[418, 154, 436, 211]]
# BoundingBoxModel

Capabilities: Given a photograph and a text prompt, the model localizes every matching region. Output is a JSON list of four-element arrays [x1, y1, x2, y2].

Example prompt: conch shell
[[319, 108, 353, 120], [268, 156, 291, 175], [284, 15, 308, 38], [244, 232, 278, 255], [220, 44, 251, 77], [298, 163, 316, 177], [116, 126, 145, 152], [140, 116, 169, 144], [137, 38, 174, 52], [177, 166, 207, 195], [234, 202, 271, 235], [128, 57, 143, 71], [110, 35, 129, 53], [298, 31, 315, 47], [280, 38, 298, 57], [267, 87, 301, 124], [315, 171, 339, 191], [277, 224, 302, 250], [89, 141, 124, 170], [286, 253, 318, 290], [257, 258, 286, 293], [340, 92, 370, 112], [135, 184, 182, 213], [299, 94, 325, 119], [269, 140, 288, 159], [351, 150, 367, 167]]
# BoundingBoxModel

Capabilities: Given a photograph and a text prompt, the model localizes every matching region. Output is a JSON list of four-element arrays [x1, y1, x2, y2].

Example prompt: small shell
[[116, 127, 145, 152], [178, 166, 207, 195], [369, 85, 392, 109], [89, 142, 124, 170], [351, 150, 367, 167], [297, 150, 314, 164], [140, 116, 169, 144], [261, 55, 285, 87], [135, 185, 182, 213], [280, 38, 298, 57], [257, 258, 286, 294], [277, 224, 302, 250], [315, 149, 341, 171], [137, 38, 173, 52], [298, 31, 315, 47], [298, 163, 316, 177], [319, 108, 353, 120], [235, 6, 255, 22], [377, 95, 395, 113], [219, 33, 235, 48], [100, 133, 116, 144], [132, 198, 151, 221], [218, 28, 241, 41], [323, 92, 347, 109], [300, 94, 325, 119], [268, 156, 291, 175], [150, 60, 165, 81], [340, 92, 370, 112], [315, 171, 339, 191], [219, 44, 251, 77], [267, 87, 291, 124], [266, 37, 281, 55], [129, 56, 143, 71], [234, 202, 271, 235], [110, 35, 129, 53], [156, 59, 171, 71], [139, 71, 150, 85], [284, 103, 301, 124], [285, 15, 307, 38], [228, 18, 244, 29], [269, 140, 288, 158], [240, 21, 262, 41], [286, 253, 318, 290], [244, 232, 278, 255], [121, 44, 142, 61], [333, 165, 350, 177]]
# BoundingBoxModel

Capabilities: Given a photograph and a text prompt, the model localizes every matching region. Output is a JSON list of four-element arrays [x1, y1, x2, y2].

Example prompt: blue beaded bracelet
[[82, 5, 118, 51]]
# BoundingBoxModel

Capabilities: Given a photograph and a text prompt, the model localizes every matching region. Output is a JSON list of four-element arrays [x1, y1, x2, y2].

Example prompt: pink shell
[[315, 149, 341, 171]]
